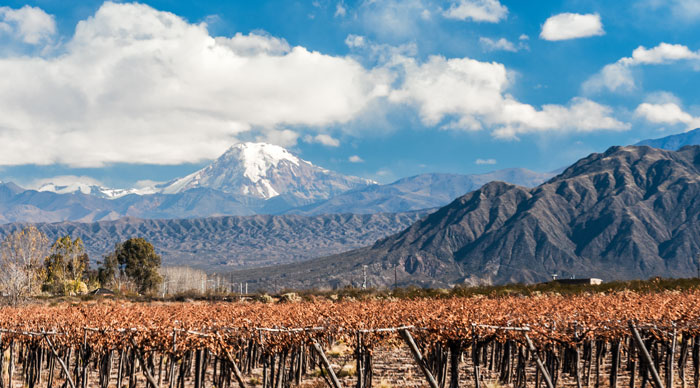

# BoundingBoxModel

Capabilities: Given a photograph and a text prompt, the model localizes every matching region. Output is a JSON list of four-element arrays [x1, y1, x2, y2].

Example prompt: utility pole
[[362, 265, 368, 289], [394, 266, 398, 290], [696, 253, 700, 279]]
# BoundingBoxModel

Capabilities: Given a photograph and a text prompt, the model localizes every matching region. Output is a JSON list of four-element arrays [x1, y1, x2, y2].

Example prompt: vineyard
[[1, 291, 700, 388]]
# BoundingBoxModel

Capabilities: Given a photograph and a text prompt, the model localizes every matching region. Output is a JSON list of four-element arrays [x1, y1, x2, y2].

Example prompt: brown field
[[0, 290, 698, 388]]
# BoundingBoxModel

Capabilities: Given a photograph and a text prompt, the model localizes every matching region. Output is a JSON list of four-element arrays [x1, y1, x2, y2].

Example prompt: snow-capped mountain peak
[[233, 142, 300, 183], [35, 180, 156, 199], [160, 142, 373, 202]]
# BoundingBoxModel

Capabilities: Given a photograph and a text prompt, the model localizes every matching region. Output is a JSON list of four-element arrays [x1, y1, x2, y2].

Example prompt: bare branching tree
[[159, 266, 207, 295], [0, 226, 49, 304]]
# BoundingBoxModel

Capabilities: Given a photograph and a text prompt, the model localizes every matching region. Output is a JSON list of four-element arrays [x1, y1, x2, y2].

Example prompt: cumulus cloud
[[635, 102, 700, 129], [0, 2, 389, 167], [0, 5, 56, 45], [304, 134, 341, 147], [475, 158, 497, 165], [479, 37, 517, 52], [584, 43, 700, 93], [0, 2, 633, 168], [443, 0, 508, 22], [389, 55, 628, 139], [540, 13, 604, 41], [348, 155, 364, 163], [622, 43, 700, 64]]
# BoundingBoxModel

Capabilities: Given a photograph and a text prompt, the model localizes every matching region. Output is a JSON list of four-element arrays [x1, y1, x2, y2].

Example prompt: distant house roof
[[90, 288, 116, 296], [555, 278, 603, 285]]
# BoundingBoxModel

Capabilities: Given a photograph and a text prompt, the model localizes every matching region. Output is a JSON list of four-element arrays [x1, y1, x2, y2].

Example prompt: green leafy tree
[[100, 238, 162, 294], [43, 235, 89, 295]]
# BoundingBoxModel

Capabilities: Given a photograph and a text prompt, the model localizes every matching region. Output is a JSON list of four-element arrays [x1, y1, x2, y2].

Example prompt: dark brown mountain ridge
[[230, 145, 700, 290]]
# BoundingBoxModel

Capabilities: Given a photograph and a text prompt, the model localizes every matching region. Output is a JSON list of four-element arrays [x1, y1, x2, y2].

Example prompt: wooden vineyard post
[[472, 325, 481, 388], [355, 333, 364, 388], [129, 337, 160, 388], [449, 339, 461, 388], [214, 333, 248, 388], [668, 326, 677, 388], [42, 335, 76, 388], [169, 330, 177, 388], [576, 345, 583, 388], [398, 328, 440, 388], [311, 341, 344, 388], [629, 321, 665, 388], [524, 333, 555, 388], [610, 340, 620, 388], [679, 334, 690, 388]]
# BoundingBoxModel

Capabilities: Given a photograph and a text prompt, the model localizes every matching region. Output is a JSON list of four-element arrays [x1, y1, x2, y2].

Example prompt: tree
[[44, 235, 89, 295], [100, 238, 162, 294], [0, 226, 49, 304]]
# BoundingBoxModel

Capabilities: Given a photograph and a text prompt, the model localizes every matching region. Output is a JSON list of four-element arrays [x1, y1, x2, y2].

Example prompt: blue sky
[[0, 0, 699, 188]]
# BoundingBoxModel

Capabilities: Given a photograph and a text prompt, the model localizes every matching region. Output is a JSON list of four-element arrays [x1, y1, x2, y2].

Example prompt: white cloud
[[345, 34, 366, 48], [519, 34, 529, 41], [304, 134, 341, 147], [635, 102, 700, 129], [475, 158, 496, 165], [0, 5, 56, 45], [348, 155, 364, 163], [389, 55, 628, 139], [669, 0, 700, 20], [0, 2, 389, 167], [623, 43, 700, 65], [540, 13, 604, 41], [643, 0, 700, 22], [582, 63, 635, 93], [479, 37, 517, 52], [215, 31, 290, 56], [335, 2, 347, 17], [584, 43, 700, 93], [443, 0, 508, 22], [256, 129, 300, 148], [359, 0, 431, 40]]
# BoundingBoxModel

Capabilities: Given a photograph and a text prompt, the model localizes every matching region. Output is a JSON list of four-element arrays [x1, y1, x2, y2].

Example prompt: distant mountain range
[[635, 128, 700, 150], [0, 212, 425, 271], [229, 145, 700, 290], [290, 169, 553, 215], [0, 142, 551, 223]]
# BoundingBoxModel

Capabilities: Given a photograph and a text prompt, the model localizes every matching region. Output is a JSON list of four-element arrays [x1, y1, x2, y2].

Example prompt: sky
[[0, 0, 699, 188]]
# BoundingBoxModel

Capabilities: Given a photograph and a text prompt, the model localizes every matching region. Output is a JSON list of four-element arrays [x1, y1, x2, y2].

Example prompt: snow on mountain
[[160, 142, 375, 203], [36, 181, 156, 199]]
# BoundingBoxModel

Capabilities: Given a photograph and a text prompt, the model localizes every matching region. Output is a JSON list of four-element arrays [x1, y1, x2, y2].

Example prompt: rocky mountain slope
[[289, 169, 552, 215], [0, 212, 425, 271], [635, 128, 700, 150], [230, 145, 700, 290]]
